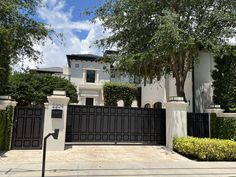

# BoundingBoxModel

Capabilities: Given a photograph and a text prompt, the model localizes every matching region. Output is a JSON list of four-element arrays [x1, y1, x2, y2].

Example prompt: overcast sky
[[22, 0, 108, 70]]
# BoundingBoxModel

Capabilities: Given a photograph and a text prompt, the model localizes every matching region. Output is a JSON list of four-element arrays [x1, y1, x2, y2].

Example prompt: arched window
[[153, 102, 162, 109], [144, 103, 151, 108]]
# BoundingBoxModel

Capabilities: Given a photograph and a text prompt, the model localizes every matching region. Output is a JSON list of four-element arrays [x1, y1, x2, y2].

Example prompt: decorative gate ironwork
[[187, 112, 209, 138], [66, 105, 166, 145], [11, 106, 44, 149]]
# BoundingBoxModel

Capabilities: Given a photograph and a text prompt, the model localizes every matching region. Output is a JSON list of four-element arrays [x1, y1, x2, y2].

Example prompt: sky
[[20, 0, 236, 70], [22, 0, 108, 69]]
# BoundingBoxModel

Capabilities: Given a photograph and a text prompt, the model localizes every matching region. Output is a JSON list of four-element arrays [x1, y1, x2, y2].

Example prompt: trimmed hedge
[[0, 106, 13, 151], [103, 82, 140, 107], [210, 113, 236, 140], [173, 137, 236, 161]]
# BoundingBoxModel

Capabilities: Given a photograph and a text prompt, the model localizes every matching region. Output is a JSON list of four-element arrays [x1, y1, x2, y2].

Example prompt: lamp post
[[41, 129, 59, 177]]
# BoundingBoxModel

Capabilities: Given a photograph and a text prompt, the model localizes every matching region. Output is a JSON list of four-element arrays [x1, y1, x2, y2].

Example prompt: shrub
[[8, 73, 78, 105], [210, 113, 236, 140], [103, 82, 140, 107], [0, 106, 13, 151], [212, 46, 236, 112], [173, 137, 236, 161]]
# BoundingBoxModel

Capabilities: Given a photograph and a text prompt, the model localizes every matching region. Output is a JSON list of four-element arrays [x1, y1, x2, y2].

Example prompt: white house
[[31, 50, 215, 112], [141, 51, 215, 113], [66, 54, 110, 106]]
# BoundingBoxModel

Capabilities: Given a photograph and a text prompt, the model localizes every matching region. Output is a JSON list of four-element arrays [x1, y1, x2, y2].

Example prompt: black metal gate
[[11, 106, 44, 149], [187, 112, 209, 138], [66, 105, 166, 145]]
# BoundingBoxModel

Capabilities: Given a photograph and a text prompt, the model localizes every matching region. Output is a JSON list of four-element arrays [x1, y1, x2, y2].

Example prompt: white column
[[43, 91, 69, 151], [82, 69, 86, 83], [165, 97, 188, 150], [0, 96, 17, 110], [96, 71, 99, 84]]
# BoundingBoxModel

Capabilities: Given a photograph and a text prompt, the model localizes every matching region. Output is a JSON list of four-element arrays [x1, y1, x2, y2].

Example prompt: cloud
[[22, 0, 109, 69]]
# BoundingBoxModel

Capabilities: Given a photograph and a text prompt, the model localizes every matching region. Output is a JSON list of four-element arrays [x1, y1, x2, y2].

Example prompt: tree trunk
[[175, 75, 186, 101]]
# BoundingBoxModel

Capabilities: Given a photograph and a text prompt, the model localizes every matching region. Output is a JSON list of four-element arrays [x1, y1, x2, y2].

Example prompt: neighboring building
[[141, 51, 215, 113], [30, 67, 70, 79]]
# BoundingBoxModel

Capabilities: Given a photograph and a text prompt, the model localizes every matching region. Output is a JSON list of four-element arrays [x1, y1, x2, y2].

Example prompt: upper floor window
[[86, 70, 96, 83]]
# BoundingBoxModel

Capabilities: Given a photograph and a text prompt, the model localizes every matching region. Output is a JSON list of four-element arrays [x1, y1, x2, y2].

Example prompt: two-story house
[[66, 54, 110, 106]]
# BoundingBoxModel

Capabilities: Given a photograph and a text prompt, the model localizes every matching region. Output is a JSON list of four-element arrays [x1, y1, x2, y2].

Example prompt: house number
[[52, 104, 63, 109]]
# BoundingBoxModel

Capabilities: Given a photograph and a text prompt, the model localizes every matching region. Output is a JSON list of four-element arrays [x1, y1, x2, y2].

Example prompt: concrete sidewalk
[[0, 145, 236, 177]]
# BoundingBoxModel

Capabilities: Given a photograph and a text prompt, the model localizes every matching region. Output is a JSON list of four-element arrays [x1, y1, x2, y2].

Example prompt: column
[[43, 91, 70, 151], [165, 97, 188, 150]]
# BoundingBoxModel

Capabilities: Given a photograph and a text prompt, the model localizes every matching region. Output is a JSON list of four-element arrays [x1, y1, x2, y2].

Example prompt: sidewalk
[[0, 145, 236, 177]]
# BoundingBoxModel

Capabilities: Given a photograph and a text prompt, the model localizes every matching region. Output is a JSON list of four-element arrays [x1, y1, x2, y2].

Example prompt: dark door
[[86, 98, 94, 106], [11, 106, 44, 149]]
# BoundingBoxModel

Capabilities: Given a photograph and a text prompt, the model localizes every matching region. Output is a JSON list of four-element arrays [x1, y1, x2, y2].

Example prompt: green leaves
[[8, 73, 78, 105], [103, 82, 139, 107], [95, 0, 236, 97], [0, 0, 50, 95], [173, 137, 236, 161], [212, 46, 236, 112], [0, 106, 13, 151]]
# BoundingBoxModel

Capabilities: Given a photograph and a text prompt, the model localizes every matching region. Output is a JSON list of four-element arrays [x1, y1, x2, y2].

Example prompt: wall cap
[[53, 90, 66, 96]]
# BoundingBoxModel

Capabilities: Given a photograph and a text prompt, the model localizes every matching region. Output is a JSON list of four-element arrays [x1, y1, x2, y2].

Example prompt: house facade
[[31, 50, 215, 112], [141, 51, 215, 113], [67, 54, 110, 106]]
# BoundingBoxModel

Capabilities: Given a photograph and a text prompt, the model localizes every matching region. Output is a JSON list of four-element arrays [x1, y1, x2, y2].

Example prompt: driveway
[[0, 145, 236, 177]]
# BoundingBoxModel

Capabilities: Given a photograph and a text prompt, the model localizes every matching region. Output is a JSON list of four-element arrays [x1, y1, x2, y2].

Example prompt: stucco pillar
[[165, 97, 188, 150], [0, 96, 17, 110], [43, 91, 70, 151], [96, 71, 99, 84]]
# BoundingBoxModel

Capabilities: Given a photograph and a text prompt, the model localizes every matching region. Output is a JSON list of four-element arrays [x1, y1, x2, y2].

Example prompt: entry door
[[11, 106, 44, 149], [86, 98, 94, 106]]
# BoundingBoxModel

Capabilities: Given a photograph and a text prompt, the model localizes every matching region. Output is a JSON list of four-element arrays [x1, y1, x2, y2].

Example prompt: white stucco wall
[[69, 60, 110, 105], [141, 73, 192, 111], [141, 51, 214, 112], [194, 51, 215, 113]]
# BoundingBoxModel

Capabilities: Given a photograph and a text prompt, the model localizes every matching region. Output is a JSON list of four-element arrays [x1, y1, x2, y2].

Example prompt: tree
[[212, 46, 236, 112], [95, 0, 236, 100], [0, 0, 50, 94], [8, 73, 78, 105]]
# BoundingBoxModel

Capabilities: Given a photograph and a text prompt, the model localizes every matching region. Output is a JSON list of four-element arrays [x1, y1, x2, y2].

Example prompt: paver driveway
[[0, 145, 236, 177]]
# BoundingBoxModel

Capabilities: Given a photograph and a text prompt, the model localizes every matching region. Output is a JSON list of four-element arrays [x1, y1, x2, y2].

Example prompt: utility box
[[51, 109, 63, 119]]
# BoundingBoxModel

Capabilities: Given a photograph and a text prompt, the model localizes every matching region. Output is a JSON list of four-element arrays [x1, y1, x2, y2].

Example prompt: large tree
[[0, 0, 50, 94], [95, 0, 236, 99]]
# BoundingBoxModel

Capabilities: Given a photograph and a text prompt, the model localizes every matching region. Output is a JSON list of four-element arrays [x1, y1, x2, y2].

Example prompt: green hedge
[[103, 82, 140, 107], [173, 137, 236, 161], [210, 113, 236, 140], [0, 106, 13, 151]]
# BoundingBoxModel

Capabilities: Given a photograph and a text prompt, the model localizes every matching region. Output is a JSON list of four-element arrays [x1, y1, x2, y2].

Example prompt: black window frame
[[86, 70, 96, 83]]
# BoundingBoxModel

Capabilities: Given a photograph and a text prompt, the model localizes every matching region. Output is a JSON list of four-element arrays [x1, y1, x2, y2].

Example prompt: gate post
[[165, 97, 188, 150], [43, 91, 70, 151]]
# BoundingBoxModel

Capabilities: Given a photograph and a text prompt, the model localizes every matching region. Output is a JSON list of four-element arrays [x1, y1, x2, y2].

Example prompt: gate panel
[[12, 106, 44, 149], [66, 105, 166, 145], [187, 113, 209, 138]]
